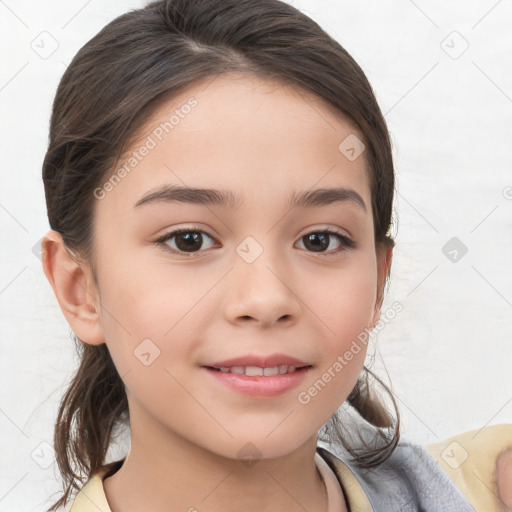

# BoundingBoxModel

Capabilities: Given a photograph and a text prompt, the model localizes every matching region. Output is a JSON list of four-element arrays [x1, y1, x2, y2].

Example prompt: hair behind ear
[[50, 338, 128, 510], [322, 366, 400, 467]]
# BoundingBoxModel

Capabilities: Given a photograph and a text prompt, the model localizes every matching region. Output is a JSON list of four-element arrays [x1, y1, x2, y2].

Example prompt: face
[[86, 72, 387, 461]]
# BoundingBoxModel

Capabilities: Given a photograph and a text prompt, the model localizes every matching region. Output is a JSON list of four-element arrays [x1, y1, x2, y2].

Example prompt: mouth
[[203, 353, 311, 371], [201, 354, 313, 399], [200, 354, 313, 398], [204, 364, 311, 376]]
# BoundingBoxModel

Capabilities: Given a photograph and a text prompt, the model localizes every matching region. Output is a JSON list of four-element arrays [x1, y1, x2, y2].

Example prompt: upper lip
[[204, 353, 311, 369]]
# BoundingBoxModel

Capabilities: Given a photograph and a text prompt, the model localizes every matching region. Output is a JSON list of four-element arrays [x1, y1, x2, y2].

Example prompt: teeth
[[215, 365, 302, 376], [246, 366, 263, 376]]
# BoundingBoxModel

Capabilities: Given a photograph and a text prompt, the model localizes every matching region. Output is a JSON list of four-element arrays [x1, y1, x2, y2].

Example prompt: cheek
[[300, 257, 377, 401], [295, 302, 372, 432], [98, 255, 202, 339], [96, 271, 198, 417], [96, 255, 217, 390], [309, 254, 378, 345]]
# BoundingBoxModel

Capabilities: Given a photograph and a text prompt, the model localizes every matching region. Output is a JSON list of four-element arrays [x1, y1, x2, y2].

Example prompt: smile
[[202, 365, 312, 398], [207, 365, 307, 376]]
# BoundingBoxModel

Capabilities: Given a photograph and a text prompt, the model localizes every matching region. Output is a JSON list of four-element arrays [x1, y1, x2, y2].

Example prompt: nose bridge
[[223, 233, 300, 326]]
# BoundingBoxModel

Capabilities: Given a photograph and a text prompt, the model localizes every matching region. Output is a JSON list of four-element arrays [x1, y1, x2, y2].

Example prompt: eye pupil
[[176, 232, 202, 252], [304, 233, 329, 252]]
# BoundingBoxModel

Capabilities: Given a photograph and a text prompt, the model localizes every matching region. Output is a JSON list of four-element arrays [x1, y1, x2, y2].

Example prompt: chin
[[204, 430, 314, 464]]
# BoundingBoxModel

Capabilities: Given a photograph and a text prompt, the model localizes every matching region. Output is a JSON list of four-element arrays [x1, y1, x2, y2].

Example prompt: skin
[[42, 72, 393, 512], [498, 449, 512, 510]]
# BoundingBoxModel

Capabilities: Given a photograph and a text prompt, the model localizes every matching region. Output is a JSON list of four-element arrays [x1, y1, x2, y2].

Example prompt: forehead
[[97, 72, 371, 215]]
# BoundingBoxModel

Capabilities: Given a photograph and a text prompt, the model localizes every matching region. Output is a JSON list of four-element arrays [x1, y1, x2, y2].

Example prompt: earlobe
[[41, 229, 105, 345]]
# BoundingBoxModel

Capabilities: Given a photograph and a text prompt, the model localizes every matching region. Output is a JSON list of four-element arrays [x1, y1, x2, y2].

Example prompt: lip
[[202, 366, 311, 398], [205, 353, 310, 369]]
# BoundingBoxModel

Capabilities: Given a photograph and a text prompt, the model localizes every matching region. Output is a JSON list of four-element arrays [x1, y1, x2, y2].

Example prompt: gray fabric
[[316, 416, 475, 511]]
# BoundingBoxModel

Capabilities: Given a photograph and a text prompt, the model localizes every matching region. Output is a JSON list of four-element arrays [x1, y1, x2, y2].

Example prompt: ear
[[41, 229, 105, 345], [370, 242, 393, 328]]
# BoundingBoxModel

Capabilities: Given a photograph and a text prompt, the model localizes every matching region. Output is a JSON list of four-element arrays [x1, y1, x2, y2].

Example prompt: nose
[[222, 246, 302, 328]]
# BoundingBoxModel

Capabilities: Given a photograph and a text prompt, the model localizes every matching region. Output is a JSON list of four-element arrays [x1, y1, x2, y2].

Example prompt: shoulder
[[69, 474, 111, 512], [319, 436, 474, 511], [426, 423, 512, 512], [318, 422, 512, 511], [65, 460, 123, 512]]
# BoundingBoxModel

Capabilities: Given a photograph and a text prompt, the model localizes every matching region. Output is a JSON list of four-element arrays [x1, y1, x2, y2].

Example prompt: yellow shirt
[[69, 424, 512, 511]]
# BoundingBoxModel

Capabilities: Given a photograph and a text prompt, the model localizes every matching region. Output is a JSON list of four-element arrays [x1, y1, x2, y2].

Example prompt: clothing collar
[[70, 448, 372, 511]]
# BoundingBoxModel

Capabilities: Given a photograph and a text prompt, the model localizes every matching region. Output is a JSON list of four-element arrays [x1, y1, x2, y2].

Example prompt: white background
[[1, 0, 511, 510]]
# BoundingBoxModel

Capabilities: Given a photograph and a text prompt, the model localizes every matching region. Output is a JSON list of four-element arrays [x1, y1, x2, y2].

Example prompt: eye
[[154, 227, 355, 257], [155, 228, 218, 255], [296, 229, 355, 255]]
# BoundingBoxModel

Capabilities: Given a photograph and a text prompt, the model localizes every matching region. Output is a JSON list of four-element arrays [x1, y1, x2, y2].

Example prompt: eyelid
[[154, 225, 218, 256], [296, 227, 356, 255], [154, 225, 356, 256]]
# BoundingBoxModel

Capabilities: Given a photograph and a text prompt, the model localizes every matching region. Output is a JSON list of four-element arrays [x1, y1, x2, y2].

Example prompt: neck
[[103, 404, 329, 512]]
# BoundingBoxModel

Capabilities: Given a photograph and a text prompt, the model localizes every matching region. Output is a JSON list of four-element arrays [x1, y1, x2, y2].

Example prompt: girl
[[40, 0, 511, 510]]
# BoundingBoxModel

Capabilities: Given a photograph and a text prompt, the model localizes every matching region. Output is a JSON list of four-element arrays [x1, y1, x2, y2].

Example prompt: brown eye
[[156, 229, 217, 255], [302, 233, 329, 252], [298, 230, 355, 254], [174, 232, 203, 252]]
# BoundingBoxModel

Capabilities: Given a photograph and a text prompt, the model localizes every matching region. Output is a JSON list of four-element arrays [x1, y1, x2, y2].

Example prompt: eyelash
[[154, 227, 356, 257]]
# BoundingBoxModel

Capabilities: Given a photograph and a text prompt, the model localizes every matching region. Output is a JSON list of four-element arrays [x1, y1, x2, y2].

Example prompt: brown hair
[[43, 0, 399, 508]]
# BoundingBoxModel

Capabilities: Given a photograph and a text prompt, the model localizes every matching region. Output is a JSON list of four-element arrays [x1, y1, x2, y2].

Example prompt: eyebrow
[[134, 184, 367, 212]]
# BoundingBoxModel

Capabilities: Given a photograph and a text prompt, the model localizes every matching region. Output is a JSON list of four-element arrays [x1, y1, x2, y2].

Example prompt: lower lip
[[202, 366, 312, 398]]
